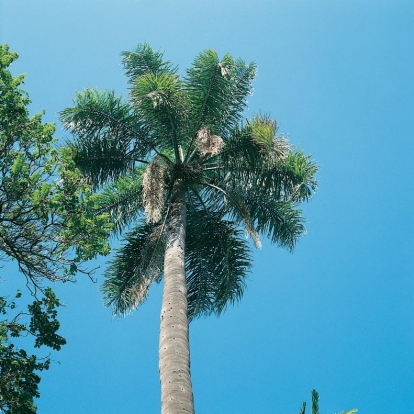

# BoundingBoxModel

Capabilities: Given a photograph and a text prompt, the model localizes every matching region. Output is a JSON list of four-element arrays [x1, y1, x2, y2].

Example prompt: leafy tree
[[0, 44, 111, 288], [0, 289, 65, 414], [0, 45, 111, 412], [60, 43, 318, 414]]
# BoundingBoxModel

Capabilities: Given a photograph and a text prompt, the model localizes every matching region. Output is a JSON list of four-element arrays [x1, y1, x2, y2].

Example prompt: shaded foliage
[[0, 289, 65, 414], [0, 44, 112, 413], [0, 44, 111, 288]]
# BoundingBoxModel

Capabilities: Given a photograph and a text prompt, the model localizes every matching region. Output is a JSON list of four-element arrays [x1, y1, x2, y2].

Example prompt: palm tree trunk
[[159, 181, 194, 414]]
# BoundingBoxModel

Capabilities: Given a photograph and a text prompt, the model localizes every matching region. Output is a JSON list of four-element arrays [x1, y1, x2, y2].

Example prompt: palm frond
[[214, 128, 317, 209], [244, 197, 305, 251], [185, 210, 252, 320], [298, 402, 307, 414], [311, 389, 320, 414], [184, 50, 256, 142], [191, 177, 262, 248], [101, 221, 166, 315], [60, 89, 150, 188], [95, 168, 145, 235], [130, 72, 187, 156], [243, 149, 318, 204], [214, 116, 289, 172], [282, 149, 318, 202], [122, 42, 177, 83]]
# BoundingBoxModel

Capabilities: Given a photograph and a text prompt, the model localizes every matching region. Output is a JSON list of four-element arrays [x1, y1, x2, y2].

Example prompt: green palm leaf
[[311, 389, 320, 414], [122, 42, 177, 83], [130, 71, 187, 156], [60, 89, 150, 188], [298, 402, 306, 414], [101, 221, 166, 315], [95, 168, 145, 235], [185, 210, 252, 320], [184, 50, 256, 141], [250, 198, 306, 250], [282, 149, 318, 202]]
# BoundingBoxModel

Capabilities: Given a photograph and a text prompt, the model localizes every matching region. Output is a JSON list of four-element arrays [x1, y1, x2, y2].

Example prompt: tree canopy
[[0, 44, 112, 413], [61, 44, 318, 320], [0, 45, 111, 288]]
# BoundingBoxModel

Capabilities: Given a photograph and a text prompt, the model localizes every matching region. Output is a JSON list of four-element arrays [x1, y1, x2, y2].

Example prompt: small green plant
[[298, 389, 357, 414]]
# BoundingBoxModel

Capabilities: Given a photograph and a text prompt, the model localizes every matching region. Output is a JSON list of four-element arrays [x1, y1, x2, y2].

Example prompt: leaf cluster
[[0, 45, 112, 289], [0, 288, 66, 414]]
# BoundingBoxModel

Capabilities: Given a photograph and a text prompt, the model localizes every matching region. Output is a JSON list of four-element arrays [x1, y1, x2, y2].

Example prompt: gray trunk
[[159, 182, 194, 414]]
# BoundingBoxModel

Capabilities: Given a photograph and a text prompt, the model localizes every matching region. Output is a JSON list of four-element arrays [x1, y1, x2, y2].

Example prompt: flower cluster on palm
[[60, 43, 317, 414]]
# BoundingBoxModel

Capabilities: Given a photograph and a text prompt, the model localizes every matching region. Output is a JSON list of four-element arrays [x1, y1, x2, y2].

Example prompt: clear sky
[[1, 0, 414, 413]]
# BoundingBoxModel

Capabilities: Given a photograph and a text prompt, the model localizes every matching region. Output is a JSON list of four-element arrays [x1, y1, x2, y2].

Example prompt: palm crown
[[61, 43, 318, 413], [60, 43, 317, 320]]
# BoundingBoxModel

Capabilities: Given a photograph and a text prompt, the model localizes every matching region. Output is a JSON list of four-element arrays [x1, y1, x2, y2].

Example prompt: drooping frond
[[122, 43, 177, 83], [95, 168, 145, 235], [142, 157, 166, 223], [249, 198, 306, 250], [60, 89, 150, 188], [201, 158, 307, 251], [184, 50, 256, 140], [237, 148, 318, 204], [214, 184, 263, 248], [185, 210, 252, 320], [101, 221, 166, 315]]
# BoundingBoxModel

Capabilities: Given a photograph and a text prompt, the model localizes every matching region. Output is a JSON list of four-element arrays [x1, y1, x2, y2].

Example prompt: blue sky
[[1, 0, 414, 413]]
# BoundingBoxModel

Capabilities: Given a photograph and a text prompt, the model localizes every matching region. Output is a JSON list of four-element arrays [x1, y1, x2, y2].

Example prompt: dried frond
[[196, 127, 224, 156], [142, 158, 165, 223]]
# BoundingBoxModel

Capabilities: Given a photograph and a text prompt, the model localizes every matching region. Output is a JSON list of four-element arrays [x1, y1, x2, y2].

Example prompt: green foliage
[[0, 44, 111, 285], [184, 49, 257, 137], [102, 220, 166, 315], [0, 44, 112, 413], [311, 389, 320, 414], [122, 42, 177, 82], [298, 402, 306, 414], [61, 44, 318, 318], [185, 210, 251, 320], [0, 289, 66, 414], [297, 389, 357, 414]]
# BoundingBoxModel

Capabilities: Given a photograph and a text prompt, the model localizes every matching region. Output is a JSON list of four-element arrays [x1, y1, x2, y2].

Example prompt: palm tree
[[60, 43, 318, 414]]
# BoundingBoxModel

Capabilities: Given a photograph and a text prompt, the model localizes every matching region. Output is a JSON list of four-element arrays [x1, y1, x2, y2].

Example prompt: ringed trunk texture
[[159, 182, 194, 414]]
